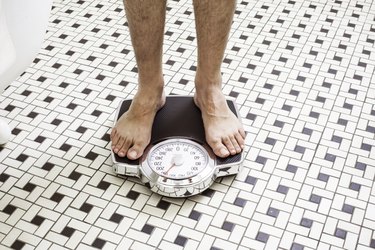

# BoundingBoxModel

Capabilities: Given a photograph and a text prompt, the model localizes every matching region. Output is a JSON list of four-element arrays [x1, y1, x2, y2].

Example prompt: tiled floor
[[1, 0, 375, 249]]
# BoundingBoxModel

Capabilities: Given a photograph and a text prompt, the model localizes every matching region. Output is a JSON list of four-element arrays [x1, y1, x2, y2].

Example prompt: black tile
[[166, 60, 175, 66], [302, 127, 313, 136], [265, 137, 276, 146], [318, 173, 329, 182], [23, 182, 36, 192], [256, 231, 269, 243], [35, 136, 46, 143], [236, 76, 248, 84], [286, 164, 298, 173], [282, 104, 292, 112], [174, 235, 188, 247], [338, 118, 348, 126], [51, 192, 64, 203], [290, 89, 299, 96], [201, 188, 215, 197], [189, 210, 202, 221], [21, 90, 32, 96], [11, 240, 25, 250], [294, 145, 306, 154], [67, 103, 77, 110], [222, 221, 235, 232], [234, 197, 247, 207], [264, 83, 274, 90], [300, 218, 313, 228], [100, 44, 109, 49], [37, 76, 47, 82], [342, 204, 355, 214], [0, 173, 10, 182], [309, 194, 322, 204], [61, 226, 75, 237], [245, 176, 257, 185], [349, 182, 361, 191], [97, 181, 111, 190], [297, 75, 306, 82], [366, 125, 375, 134], [229, 91, 239, 98], [109, 213, 124, 223], [68, 171, 81, 181], [369, 239, 375, 248], [12, 128, 21, 135], [255, 156, 267, 165], [324, 153, 336, 162], [246, 113, 257, 120], [101, 133, 110, 142], [331, 135, 343, 144], [157, 200, 171, 210], [267, 207, 280, 218], [92, 238, 106, 249], [60, 143, 72, 152], [291, 243, 304, 250], [5, 104, 15, 112], [42, 162, 54, 171], [82, 88, 92, 94], [274, 120, 285, 128], [86, 151, 99, 160], [141, 224, 155, 234], [51, 119, 62, 126], [3, 204, 17, 215], [309, 111, 320, 119], [106, 95, 116, 101], [335, 228, 347, 239], [16, 154, 28, 162], [44, 96, 54, 103], [27, 112, 38, 118], [31, 215, 45, 226], [361, 143, 372, 151], [126, 190, 140, 200], [76, 126, 88, 133], [276, 185, 289, 194], [355, 162, 366, 171], [80, 202, 93, 213]]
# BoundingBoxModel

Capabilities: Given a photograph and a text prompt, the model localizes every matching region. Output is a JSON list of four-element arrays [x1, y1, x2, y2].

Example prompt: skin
[[111, 0, 246, 160]]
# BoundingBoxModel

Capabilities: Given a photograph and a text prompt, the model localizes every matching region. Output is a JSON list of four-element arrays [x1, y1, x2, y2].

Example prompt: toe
[[210, 138, 230, 158], [231, 135, 242, 154], [118, 140, 131, 157], [224, 135, 237, 155], [235, 132, 245, 151], [127, 142, 147, 160], [114, 137, 125, 154]]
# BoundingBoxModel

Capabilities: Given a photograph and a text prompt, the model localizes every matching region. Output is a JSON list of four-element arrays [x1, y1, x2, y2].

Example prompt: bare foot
[[111, 87, 165, 160], [194, 87, 246, 158]]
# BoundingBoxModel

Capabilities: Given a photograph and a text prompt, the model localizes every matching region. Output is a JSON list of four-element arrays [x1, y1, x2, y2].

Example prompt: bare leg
[[193, 0, 245, 157], [111, 0, 167, 159]]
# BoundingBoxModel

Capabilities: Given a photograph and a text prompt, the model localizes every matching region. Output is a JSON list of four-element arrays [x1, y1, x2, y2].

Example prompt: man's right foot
[[111, 87, 165, 160]]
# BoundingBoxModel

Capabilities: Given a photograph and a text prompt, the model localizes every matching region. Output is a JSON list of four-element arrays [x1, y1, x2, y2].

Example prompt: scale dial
[[147, 139, 208, 179]]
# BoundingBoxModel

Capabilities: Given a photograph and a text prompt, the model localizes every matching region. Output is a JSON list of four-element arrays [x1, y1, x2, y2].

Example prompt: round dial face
[[148, 140, 208, 180]]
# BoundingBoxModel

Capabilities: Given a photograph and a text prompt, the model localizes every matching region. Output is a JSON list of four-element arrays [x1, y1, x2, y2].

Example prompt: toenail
[[220, 148, 229, 156], [128, 150, 137, 159]]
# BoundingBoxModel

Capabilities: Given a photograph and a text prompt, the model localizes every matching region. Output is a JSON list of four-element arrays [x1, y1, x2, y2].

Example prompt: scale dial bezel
[[140, 138, 216, 190]]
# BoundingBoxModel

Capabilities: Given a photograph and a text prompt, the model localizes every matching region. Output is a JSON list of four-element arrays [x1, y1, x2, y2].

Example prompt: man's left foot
[[194, 87, 246, 158]]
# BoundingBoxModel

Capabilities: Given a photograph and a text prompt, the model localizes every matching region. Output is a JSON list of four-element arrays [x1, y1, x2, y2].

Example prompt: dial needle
[[164, 163, 176, 175]]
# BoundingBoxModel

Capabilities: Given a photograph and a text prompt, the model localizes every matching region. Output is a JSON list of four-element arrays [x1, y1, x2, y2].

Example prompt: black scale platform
[[113, 96, 242, 165]]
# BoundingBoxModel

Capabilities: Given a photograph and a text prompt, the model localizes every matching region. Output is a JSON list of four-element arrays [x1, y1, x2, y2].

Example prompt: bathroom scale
[[111, 95, 244, 197]]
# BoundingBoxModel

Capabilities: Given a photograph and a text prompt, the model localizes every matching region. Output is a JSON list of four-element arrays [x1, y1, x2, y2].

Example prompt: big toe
[[209, 139, 230, 158], [127, 143, 147, 160]]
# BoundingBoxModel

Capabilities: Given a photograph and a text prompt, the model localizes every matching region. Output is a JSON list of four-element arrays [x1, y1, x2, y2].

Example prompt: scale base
[[111, 96, 244, 197]]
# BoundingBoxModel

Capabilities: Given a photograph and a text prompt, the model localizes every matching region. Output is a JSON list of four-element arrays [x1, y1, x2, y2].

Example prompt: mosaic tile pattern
[[1, 0, 375, 249]]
